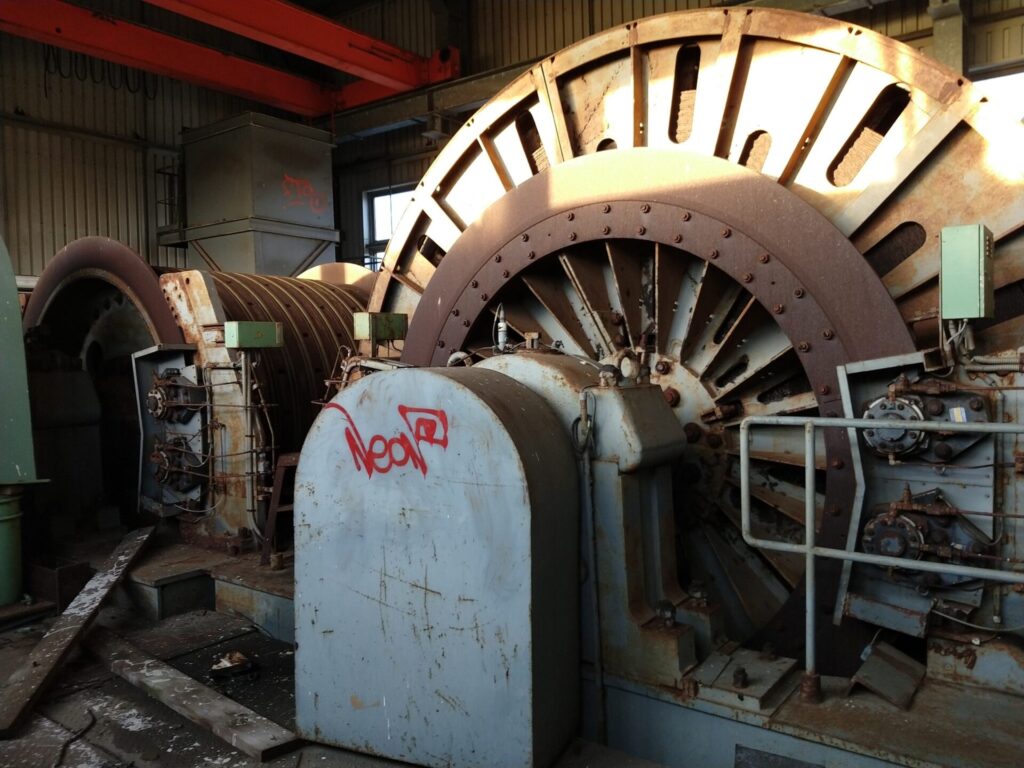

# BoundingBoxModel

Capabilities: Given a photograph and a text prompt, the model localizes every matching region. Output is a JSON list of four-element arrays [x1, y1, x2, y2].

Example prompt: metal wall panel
[[0, 33, 253, 276], [970, 15, 1024, 73], [336, 0, 437, 58]]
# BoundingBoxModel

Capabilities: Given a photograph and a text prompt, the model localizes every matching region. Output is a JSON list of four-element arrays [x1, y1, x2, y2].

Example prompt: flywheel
[[368, 8, 1024, 657]]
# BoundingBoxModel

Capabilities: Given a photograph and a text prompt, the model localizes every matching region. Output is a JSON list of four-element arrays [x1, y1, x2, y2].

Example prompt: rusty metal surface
[[23, 237, 182, 345], [365, 6, 1024, 678], [208, 271, 364, 453]]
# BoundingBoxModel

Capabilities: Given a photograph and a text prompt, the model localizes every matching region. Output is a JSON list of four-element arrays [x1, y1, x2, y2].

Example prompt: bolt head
[[655, 360, 671, 374], [773, 304, 785, 314], [452, 308, 460, 317], [602, 225, 611, 235], [641, 203, 651, 213], [681, 211, 691, 221], [759, 253, 770, 264], [663, 387, 681, 407], [495, 253, 502, 262], [793, 287, 805, 299], [637, 226, 646, 235], [721, 228, 732, 238], [822, 328, 835, 340], [798, 341, 811, 352], [673, 234, 683, 243], [502, 269, 510, 278], [708, 249, 719, 260], [819, 384, 830, 395], [743, 273, 754, 283], [470, 279, 479, 288], [521, 233, 530, 242], [480, 293, 489, 301], [528, 251, 536, 260], [569, 232, 578, 241], [566, 212, 575, 220]]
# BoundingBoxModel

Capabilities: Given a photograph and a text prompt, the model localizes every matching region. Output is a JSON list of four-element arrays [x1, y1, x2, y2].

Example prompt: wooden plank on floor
[[0, 526, 154, 738], [85, 626, 300, 761]]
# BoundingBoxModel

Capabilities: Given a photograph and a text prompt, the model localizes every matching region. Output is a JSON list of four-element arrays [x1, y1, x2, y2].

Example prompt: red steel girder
[[139, 0, 452, 91], [0, 0, 336, 116]]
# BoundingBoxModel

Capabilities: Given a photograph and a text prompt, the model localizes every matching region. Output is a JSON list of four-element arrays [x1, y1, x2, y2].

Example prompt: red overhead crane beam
[[139, 0, 451, 91], [0, 0, 434, 116], [0, 0, 337, 116]]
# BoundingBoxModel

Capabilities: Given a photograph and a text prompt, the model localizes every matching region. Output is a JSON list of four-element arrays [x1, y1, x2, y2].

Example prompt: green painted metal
[[0, 236, 37, 485], [352, 311, 407, 342], [940, 224, 994, 320], [0, 235, 38, 606], [0, 493, 23, 606], [224, 320, 284, 349]]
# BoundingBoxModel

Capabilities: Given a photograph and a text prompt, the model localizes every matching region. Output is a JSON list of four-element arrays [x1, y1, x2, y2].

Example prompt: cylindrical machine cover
[[294, 367, 579, 768]]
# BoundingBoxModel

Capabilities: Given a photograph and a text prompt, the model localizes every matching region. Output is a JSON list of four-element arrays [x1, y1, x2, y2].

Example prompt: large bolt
[[742, 273, 754, 283], [927, 399, 944, 416], [819, 385, 831, 396], [641, 203, 651, 213], [684, 423, 703, 443], [663, 387, 681, 408], [773, 304, 785, 315], [798, 341, 811, 352], [759, 253, 771, 264], [934, 441, 954, 461], [602, 204, 611, 213], [502, 270, 510, 278], [793, 287, 805, 299], [822, 329, 835, 340], [521, 233, 530, 242], [637, 226, 647, 235], [732, 667, 749, 689], [602, 225, 611, 235], [566, 212, 575, 221], [655, 360, 671, 374], [682, 211, 691, 221], [706, 433, 724, 449], [831, 458, 845, 470], [453, 308, 460, 317], [673, 234, 683, 243], [495, 253, 502, 262], [970, 398, 985, 412], [470, 279, 479, 288], [569, 232, 578, 241], [709, 249, 719, 260], [721, 228, 732, 238]]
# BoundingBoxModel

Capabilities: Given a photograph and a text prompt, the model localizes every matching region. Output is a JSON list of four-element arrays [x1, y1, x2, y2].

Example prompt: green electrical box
[[940, 224, 994, 320], [224, 321, 284, 349], [353, 312, 408, 342]]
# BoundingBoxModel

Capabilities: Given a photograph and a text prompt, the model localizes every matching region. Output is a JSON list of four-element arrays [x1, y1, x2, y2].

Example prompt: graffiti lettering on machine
[[281, 173, 328, 214], [325, 403, 449, 478]]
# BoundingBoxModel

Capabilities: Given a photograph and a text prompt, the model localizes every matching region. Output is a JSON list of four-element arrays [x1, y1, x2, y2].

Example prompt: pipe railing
[[739, 415, 1024, 699]]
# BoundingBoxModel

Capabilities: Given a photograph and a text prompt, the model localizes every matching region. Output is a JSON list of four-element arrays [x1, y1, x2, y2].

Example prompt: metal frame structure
[[0, 0, 460, 116], [740, 415, 1024, 693]]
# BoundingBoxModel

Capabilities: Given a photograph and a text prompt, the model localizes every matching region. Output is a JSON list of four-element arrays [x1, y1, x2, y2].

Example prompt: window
[[365, 185, 415, 270]]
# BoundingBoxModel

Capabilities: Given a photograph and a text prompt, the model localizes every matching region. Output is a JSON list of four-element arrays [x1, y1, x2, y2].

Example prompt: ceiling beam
[[0, 0, 336, 116], [139, 0, 458, 90]]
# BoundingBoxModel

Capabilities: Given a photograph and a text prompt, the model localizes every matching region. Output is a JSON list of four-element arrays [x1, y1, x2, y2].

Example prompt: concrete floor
[[0, 607, 662, 768]]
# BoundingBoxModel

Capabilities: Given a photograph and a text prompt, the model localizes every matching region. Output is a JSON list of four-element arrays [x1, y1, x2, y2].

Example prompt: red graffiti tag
[[325, 403, 448, 478], [281, 173, 328, 215]]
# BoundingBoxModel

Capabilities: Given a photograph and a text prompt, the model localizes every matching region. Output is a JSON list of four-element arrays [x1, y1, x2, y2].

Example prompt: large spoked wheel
[[369, 8, 1024, 665]]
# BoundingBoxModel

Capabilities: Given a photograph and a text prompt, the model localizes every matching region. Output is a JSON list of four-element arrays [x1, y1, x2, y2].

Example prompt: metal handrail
[[739, 415, 1024, 699]]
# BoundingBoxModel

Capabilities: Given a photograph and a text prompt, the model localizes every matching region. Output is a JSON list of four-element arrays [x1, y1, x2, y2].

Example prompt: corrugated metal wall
[[0, 32, 253, 275]]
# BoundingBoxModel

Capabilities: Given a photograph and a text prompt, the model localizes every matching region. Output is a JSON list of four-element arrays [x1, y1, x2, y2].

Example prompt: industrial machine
[[20, 113, 368, 553], [21, 238, 368, 553], [295, 8, 1024, 768]]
